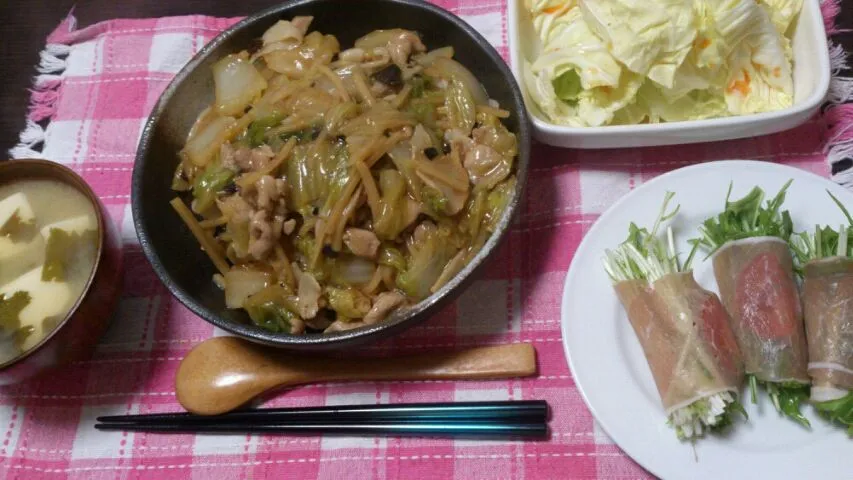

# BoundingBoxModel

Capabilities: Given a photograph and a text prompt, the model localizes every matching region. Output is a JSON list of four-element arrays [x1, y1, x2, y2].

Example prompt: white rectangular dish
[[507, 0, 831, 149]]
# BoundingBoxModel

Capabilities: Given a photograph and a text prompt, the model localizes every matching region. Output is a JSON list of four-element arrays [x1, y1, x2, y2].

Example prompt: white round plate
[[561, 160, 853, 480]]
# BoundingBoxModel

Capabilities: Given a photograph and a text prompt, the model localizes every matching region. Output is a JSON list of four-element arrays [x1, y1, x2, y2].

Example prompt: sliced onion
[[250, 40, 296, 64], [410, 124, 432, 151], [354, 29, 405, 50], [224, 269, 271, 309], [182, 115, 236, 166], [212, 54, 268, 116], [331, 256, 376, 286], [431, 57, 488, 105], [414, 46, 454, 67], [262, 18, 311, 45], [186, 106, 216, 144]]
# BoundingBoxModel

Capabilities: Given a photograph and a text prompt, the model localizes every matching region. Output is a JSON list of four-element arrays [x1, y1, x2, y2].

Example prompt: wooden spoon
[[175, 337, 537, 415]]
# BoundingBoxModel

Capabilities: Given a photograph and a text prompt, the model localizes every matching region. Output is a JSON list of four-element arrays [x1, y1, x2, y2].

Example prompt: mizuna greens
[[694, 181, 811, 428], [791, 191, 853, 436], [170, 17, 518, 334], [604, 193, 746, 440]]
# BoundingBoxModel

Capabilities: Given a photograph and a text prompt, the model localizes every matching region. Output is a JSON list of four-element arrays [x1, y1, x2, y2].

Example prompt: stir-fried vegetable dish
[[171, 17, 518, 334]]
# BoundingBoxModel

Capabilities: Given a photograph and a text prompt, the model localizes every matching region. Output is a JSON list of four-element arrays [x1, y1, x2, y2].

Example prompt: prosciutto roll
[[604, 192, 746, 440], [696, 181, 811, 426], [793, 212, 853, 433], [614, 273, 744, 415], [803, 257, 853, 400], [712, 237, 810, 384]]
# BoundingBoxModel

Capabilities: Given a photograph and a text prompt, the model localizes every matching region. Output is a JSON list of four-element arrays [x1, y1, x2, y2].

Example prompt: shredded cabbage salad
[[523, 0, 802, 126]]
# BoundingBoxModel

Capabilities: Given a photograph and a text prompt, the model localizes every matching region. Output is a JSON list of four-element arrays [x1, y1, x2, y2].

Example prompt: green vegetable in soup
[[484, 176, 516, 233], [246, 111, 285, 147], [245, 302, 296, 333], [421, 185, 449, 218], [445, 79, 476, 134], [287, 139, 351, 217], [243, 285, 299, 333], [0, 291, 30, 333], [409, 74, 432, 98], [326, 286, 371, 318], [377, 245, 406, 272], [41, 228, 95, 282], [397, 222, 459, 299], [0, 210, 34, 238], [192, 161, 235, 213], [374, 169, 410, 240]]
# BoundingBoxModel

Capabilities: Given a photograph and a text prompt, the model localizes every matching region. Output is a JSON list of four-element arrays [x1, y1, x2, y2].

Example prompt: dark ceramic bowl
[[132, 0, 530, 350], [0, 159, 124, 384]]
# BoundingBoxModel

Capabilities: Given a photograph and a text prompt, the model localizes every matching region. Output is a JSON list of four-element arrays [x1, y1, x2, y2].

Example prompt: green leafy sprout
[[667, 392, 747, 441], [603, 191, 694, 283], [748, 375, 811, 428], [813, 392, 853, 436], [790, 190, 853, 264], [693, 180, 794, 256]]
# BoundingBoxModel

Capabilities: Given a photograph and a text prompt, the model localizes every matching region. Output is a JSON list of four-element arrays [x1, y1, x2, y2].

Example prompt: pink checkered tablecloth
[[4, 0, 852, 478]]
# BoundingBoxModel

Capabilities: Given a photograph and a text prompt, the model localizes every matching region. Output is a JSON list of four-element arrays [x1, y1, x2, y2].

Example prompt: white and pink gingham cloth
[[3, 1, 850, 478]]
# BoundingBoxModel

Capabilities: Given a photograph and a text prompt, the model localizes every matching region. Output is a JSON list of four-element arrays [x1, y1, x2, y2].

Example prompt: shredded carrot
[[361, 266, 384, 295], [227, 111, 257, 139], [312, 140, 375, 267], [726, 69, 751, 96], [236, 137, 297, 189], [259, 78, 310, 106], [170, 197, 230, 275], [366, 131, 407, 167], [333, 186, 364, 251], [299, 217, 317, 237], [267, 117, 313, 138], [352, 67, 376, 107], [199, 216, 229, 229], [355, 161, 382, 218], [542, 3, 566, 15], [430, 249, 465, 293], [316, 64, 351, 102], [694, 37, 711, 50], [274, 244, 296, 288], [380, 266, 396, 290], [476, 104, 511, 119], [392, 84, 413, 109]]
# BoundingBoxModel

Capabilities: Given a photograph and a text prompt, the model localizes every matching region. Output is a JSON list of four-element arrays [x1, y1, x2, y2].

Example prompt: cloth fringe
[[7, 41, 71, 160], [822, 0, 853, 187], [7, 8, 76, 160]]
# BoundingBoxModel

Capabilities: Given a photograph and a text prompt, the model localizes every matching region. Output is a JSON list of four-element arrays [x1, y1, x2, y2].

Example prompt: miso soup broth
[[0, 179, 98, 363]]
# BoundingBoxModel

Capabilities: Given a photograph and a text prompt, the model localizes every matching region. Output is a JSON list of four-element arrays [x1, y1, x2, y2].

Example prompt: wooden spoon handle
[[176, 337, 537, 415], [312, 343, 538, 382]]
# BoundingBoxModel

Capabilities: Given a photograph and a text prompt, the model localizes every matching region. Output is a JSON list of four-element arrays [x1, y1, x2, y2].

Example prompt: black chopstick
[[95, 421, 548, 438], [97, 400, 549, 425], [95, 401, 549, 439]]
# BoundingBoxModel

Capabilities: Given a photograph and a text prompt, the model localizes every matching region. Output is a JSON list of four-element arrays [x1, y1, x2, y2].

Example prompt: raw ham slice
[[712, 237, 809, 383], [803, 257, 853, 396], [615, 272, 744, 413]]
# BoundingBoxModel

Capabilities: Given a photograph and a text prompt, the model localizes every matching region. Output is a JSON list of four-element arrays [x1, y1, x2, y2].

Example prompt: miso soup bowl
[[0, 159, 124, 385]]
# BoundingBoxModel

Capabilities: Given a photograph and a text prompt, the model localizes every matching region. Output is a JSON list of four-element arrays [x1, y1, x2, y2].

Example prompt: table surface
[[1, 0, 852, 155]]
